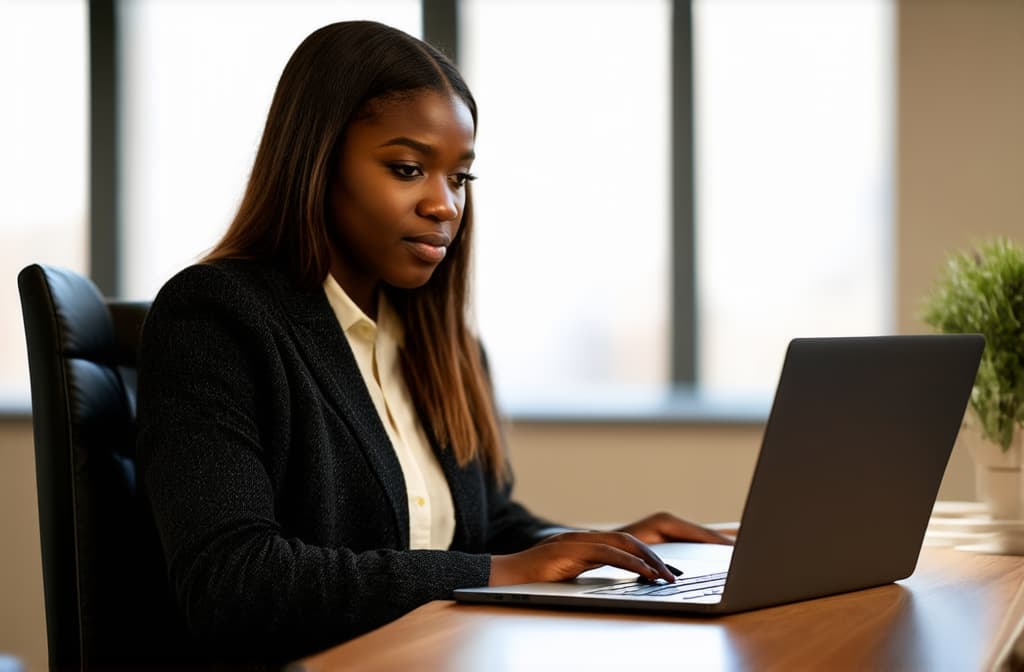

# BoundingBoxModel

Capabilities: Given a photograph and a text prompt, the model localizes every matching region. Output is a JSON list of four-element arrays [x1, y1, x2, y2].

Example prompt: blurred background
[[1, 0, 1022, 667]]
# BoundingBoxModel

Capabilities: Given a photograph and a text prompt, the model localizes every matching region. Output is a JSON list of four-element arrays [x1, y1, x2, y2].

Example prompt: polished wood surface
[[294, 548, 1024, 671]]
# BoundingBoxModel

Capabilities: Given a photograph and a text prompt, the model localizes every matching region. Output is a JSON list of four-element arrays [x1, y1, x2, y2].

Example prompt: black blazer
[[137, 259, 551, 663]]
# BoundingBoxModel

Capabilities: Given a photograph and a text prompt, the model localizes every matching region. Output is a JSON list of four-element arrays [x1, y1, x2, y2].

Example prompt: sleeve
[[136, 266, 491, 663]]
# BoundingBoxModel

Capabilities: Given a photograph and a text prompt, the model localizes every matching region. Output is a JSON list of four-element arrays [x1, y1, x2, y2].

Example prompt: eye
[[450, 172, 478, 188], [389, 163, 423, 180]]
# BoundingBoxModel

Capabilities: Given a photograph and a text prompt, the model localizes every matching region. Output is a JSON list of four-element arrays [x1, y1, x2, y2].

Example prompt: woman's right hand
[[488, 531, 676, 586]]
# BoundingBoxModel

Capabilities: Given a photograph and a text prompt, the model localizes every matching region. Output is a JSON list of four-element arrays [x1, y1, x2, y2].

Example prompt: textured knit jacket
[[137, 259, 552, 663]]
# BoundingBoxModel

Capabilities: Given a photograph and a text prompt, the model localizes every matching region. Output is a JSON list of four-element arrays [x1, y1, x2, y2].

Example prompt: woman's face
[[328, 89, 476, 312]]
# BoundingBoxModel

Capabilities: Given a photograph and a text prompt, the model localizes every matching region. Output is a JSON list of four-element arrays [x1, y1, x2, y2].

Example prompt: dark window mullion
[[423, 0, 460, 64], [671, 0, 697, 386], [88, 0, 120, 297]]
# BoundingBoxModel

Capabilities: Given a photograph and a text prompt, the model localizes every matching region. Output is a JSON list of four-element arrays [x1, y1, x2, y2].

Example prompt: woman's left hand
[[615, 512, 734, 546]]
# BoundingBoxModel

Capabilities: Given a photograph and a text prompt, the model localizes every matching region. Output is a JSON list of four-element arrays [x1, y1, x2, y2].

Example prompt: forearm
[[171, 529, 490, 657]]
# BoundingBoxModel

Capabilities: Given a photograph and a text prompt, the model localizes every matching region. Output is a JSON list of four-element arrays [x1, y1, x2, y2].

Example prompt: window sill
[[497, 385, 771, 425], [2, 388, 773, 425], [0, 396, 31, 420]]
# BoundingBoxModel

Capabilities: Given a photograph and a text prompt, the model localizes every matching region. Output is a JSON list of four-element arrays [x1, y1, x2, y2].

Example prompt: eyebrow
[[378, 136, 475, 161]]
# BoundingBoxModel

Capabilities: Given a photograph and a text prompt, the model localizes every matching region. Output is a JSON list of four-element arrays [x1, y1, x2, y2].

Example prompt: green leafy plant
[[923, 238, 1024, 450]]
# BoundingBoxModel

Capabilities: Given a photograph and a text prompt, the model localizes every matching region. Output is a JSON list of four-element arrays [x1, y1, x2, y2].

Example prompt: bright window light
[[694, 0, 894, 395], [0, 0, 87, 405], [462, 0, 672, 406]]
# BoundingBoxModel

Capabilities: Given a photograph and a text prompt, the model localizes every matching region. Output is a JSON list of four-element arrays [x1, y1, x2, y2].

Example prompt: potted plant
[[923, 237, 1024, 522]]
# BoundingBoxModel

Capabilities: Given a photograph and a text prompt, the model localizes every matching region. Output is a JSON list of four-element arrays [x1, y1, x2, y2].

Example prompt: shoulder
[[150, 259, 319, 323], [144, 259, 333, 344], [153, 259, 272, 309], [143, 260, 301, 353], [140, 261, 314, 382]]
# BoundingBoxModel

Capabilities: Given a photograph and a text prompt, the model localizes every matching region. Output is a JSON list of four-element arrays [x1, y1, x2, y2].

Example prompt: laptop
[[455, 334, 984, 615]]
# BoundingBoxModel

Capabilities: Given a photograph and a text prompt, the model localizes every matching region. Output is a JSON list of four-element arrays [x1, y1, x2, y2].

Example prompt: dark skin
[[497, 514, 734, 585], [327, 89, 733, 586], [329, 89, 474, 319]]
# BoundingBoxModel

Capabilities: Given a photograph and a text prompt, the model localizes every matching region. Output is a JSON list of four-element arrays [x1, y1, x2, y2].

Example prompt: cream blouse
[[322, 274, 456, 550]]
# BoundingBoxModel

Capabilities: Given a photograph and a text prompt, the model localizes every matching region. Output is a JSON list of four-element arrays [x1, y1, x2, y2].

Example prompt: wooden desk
[[294, 548, 1024, 671]]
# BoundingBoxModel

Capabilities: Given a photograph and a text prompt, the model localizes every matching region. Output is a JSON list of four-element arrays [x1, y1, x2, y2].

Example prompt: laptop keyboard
[[583, 572, 728, 600]]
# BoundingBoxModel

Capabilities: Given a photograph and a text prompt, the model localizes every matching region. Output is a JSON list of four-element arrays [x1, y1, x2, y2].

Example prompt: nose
[[416, 177, 459, 222]]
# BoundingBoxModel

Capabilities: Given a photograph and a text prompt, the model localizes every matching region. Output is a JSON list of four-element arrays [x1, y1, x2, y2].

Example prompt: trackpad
[[654, 542, 734, 564]]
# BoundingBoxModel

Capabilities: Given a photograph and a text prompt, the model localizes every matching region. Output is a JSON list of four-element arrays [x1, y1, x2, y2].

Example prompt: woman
[[137, 20, 728, 664]]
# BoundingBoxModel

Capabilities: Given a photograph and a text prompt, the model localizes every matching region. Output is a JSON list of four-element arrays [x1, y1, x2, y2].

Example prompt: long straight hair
[[204, 21, 506, 482]]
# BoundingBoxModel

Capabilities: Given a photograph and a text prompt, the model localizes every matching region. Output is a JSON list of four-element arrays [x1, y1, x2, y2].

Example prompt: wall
[[897, 0, 1024, 331], [0, 422, 47, 670], [3, 0, 1024, 668], [893, 0, 1024, 518]]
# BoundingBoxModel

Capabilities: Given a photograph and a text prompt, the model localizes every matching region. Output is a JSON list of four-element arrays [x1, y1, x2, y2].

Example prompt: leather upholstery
[[18, 264, 186, 670]]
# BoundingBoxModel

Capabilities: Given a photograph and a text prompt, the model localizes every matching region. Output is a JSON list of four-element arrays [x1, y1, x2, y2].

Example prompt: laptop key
[[621, 584, 672, 596], [648, 580, 725, 597], [585, 573, 728, 597], [675, 572, 728, 586]]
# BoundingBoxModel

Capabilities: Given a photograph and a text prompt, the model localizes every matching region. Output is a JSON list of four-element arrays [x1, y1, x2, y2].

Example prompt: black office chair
[[18, 264, 188, 670]]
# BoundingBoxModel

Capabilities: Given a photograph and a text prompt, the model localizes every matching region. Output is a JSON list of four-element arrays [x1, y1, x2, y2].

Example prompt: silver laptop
[[455, 335, 984, 615]]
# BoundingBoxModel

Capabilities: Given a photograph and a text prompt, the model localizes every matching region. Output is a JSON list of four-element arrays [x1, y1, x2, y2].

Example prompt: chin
[[387, 268, 439, 291]]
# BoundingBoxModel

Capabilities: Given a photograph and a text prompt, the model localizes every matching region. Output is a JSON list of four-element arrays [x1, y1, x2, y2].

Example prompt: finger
[[555, 532, 676, 581], [674, 521, 735, 545], [707, 528, 736, 545], [639, 514, 735, 545], [560, 541, 663, 581], [682, 526, 733, 545]]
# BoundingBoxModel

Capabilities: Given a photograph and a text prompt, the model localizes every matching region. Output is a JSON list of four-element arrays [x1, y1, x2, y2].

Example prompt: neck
[[328, 267, 378, 320]]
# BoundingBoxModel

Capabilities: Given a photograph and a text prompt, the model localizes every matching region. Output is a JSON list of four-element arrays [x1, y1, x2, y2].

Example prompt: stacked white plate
[[926, 501, 1024, 554]]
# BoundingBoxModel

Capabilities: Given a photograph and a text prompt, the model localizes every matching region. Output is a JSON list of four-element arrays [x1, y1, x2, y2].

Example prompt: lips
[[405, 232, 452, 247], [403, 231, 452, 264]]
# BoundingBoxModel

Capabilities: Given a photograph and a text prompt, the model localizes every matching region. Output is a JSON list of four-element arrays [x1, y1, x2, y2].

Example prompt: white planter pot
[[965, 422, 1024, 521]]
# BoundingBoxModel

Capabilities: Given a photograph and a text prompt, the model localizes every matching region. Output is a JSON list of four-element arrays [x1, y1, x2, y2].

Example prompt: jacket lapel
[[261, 266, 410, 548]]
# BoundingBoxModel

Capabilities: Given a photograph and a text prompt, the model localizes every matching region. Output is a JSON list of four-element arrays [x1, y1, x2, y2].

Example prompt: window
[[462, 0, 672, 407], [0, 0, 88, 405], [464, 0, 892, 406], [694, 0, 894, 395], [119, 0, 422, 300], [3, 1, 894, 416]]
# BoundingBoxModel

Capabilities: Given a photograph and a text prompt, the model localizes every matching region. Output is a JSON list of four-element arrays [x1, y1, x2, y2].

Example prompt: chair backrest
[[18, 264, 186, 669]]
